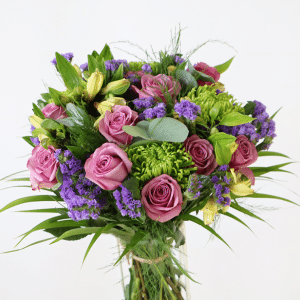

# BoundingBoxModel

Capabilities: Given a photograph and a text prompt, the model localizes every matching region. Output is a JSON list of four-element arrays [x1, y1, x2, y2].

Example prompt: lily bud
[[201, 197, 218, 225], [87, 69, 104, 101], [100, 79, 130, 96], [73, 64, 82, 77], [94, 97, 126, 129], [229, 168, 254, 196]]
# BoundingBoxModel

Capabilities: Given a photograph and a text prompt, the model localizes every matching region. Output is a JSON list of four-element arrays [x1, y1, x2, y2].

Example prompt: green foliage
[[214, 56, 234, 74], [173, 69, 198, 93], [249, 162, 295, 177], [87, 54, 99, 74], [187, 60, 215, 83], [243, 101, 256, 115], [22, 136, 36, 147], [112, 63, 124, 81], [41, 93, 52, 102], [122, 177, 141, 200], [32, 103, 45, 119], [55, 52, 82, 90], [219, 211, 254, 234], [49, 87, 62, 106], [98, 44, 114, 61], [258, 151, 290, 159], [45, 226, 88, 241], [219, 111, 256, 126]]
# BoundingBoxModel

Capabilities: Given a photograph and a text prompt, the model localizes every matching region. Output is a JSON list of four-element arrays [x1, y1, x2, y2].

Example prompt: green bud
[[100, 79, 130, 96]]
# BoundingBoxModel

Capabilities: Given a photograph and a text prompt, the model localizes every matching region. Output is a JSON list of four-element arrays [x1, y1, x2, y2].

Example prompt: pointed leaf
[[55, 52, 82, 90], [249, 162, 295, 177], [45, 226, 88, 241], [219, 112, 256, 126], [112, 63, 124, 81], [98, 44, 114, 61], [0, 195, 62, 213], [177, 214, 233, 251], [258, 151, 290, 159], [22, 136, 36, 147], [88, 54, 99, 74], [16, 208, 67, 213], [32, 103, 45, 119], [114, 230, 147, 265], [82, 223, 116, 265], [41, 93, 52, 102], [48, 87, 62, 106], [270, 107, 282, 120], [240, 192, 299, 206], [0, 170, 28, 181], [214, 57, 234, 74]]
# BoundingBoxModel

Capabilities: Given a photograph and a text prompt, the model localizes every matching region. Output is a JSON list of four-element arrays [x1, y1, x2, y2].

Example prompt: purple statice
[[174, 99, 201, 121], [105, 59, 129, 71], [144, 103, 166, 119], [56, 150, 107, 222], [127, 73, 140, 84], [219, 165, 228, 171], [80, 62, 88, 71], [113, 185, 141, 218], [218, 123, 258, 141], [211, 175, 219, 183], [211, 176, 231, 206], [51, 52, 74, 65], [141, 64, 152, 73], [185, 173, 203, 200], [171, 55, 185, 65], [29, 125, 40, 146], [133, 97, 155, 110], [223, 175, 231, 185], [216, 89, 223, 95]]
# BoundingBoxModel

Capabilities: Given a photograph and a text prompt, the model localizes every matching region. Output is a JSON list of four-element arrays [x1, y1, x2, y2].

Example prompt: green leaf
[[0, 195, 62, 213], [98, 44, 114, 61], [17, 208, 67, 213], [214, 56, 234, 74], [122, 125, 150, 140], [41, 93, 52, 102], [91, 50, 99, 58], [50, 227, 103, 244], [45, 226, 89, 241], [114, 230, 147, 265], [219, 211, 255, 234], [112, 63, 124, 81], [239, 192, 300, 206], [148, 117, 189, 142], [55, 52, 82, 90], [32, 103, 45, 119], [82, 223, 116, 265], [0, 170, 28, 181], [22, 136, 36, 147], [209, 102, 222, 124], [243, 101, 256, 115], [128, 139, 163, 150], [41, 119, 62, 130], [173, 69, 198, 90], [2, 238, 55, 254], [230, 202, 272, 227], [219, 112, 256, 126], [214, 141, 232, 165], [122, 177, 141, 200], [7, 177, 30, 182], [88, 55, 99, 74], [270, 107, 282, 120], [48, 87, 62, 106], [208, 132, 236, 145], [177, 214, 233, 251], [249, 162, 295, 177], [32, 127, 53, 139], [258, 151, 291, 159], [66, 145, 88, 161]]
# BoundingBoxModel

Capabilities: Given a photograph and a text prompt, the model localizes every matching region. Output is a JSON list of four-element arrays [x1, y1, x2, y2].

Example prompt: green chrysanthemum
[[187, 85, 244, 124], [126, 142, 197, 189]]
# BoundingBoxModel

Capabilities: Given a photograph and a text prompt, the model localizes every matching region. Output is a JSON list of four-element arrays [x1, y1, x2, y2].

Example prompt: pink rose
[[193, 62, 220, 86], [41, 103, 68, 120], [27, 145, 59, 191], [131, 74, 181, 103], [99, 105, 139, 145], [84, 143, 132, 190], [141, 174, 183, 223], [229, 135, 258, 171], [184, 134, 218, 175]]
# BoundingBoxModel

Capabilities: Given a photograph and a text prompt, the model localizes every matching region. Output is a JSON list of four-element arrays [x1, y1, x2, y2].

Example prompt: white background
[[0, 0, 300, 299]]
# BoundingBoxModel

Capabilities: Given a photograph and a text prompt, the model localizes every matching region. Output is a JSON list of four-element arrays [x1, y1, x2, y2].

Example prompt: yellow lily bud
[[100, 79, 130, 96], [87, 69, 104, 101], [29, 115, 48, 142], [201, 197, 218, 225], [73, 64, 82, 77], [94, 97, 126, 129], [229, 141, 239, 154], [167, 65, 176, 75], [229, 168, 254, 196]]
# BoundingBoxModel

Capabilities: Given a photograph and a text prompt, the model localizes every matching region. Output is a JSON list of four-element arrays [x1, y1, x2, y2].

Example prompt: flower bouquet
[[1, 33, 297, 299]]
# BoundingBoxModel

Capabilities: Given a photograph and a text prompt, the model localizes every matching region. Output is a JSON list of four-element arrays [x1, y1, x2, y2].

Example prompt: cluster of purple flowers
[[211, 175, 231, 206], [133, 97, 155, 110], [127, 74, 140, 84], [30, 125, 40, 146], [51, 52, 74, 65], [113, 185, 141, 218], [174, 99, 201, 121], [141, 64, 152, 73], [80, 62, 88, 71], [105, 59, 129, 71], [55, 150, 107, 222], [186, 173, 203, 199], [171, 55, 185, 65], [142, 103, 167, 119], [218, 123, 258, 141]]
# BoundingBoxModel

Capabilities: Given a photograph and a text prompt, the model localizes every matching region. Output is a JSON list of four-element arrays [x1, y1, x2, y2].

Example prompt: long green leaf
[[2, 238, 55, 254], [249, 162, 295, 177], [16, 208, 67, 213], [82, 223, 116, 266], [270, 107, 282, 120], [258, 151, 290, 159], [0, 185, 31, 191], [7, 177, 30, 182], [239, 193, 299, 207], [0, 195, 62, 213], [230, 202, 272, 227], [55, 53, 82, 90], [114, 230, 147, 265], [177, 214, 233, 252], [219, 211, 255, 235], [50, 227, 103, 244], [0, 170, 28, 181]]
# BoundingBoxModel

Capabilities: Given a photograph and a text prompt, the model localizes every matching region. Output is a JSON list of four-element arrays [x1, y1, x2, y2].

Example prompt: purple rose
[[141, 174, 183, 223], [131, 74, 181, 104], [229, 135, 258, 171], [84, 143, 132, 190], [27, 145, 59, 191], [184, 134, 218, 175], [41, 103, 68, 120], [98, 105, 139, 145]]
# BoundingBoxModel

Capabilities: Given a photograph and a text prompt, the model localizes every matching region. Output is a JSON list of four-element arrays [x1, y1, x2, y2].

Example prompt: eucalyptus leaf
[[122, 125, 150, 140], [173, 69, 198, 90]]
